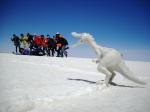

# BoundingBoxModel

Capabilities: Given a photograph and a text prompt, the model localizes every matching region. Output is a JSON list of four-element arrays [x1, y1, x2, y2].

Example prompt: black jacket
[[11, 36, 20, 45], [57, 38, 68, 46], [47, 38, 56, 47]]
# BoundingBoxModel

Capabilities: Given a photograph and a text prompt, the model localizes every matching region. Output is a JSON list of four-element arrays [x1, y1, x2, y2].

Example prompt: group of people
[[11, 32, 69, 57]]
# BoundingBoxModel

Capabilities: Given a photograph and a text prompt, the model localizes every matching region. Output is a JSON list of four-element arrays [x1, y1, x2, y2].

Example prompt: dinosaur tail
[[117, 62, 146, 85]]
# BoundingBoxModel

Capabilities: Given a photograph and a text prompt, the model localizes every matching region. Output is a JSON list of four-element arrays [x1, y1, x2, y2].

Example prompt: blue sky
[[0, 0, 150, 61]]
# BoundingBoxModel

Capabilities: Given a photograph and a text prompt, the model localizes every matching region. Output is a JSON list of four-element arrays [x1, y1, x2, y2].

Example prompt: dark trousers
[[48, 46, 55, 57], [56, 46, 62, 57], [60, 46, 68, 57], [15, 45, 20, 54]]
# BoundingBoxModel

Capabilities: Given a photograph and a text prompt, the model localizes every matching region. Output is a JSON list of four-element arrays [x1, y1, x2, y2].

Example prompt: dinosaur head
[[71, 32, 94, 47]]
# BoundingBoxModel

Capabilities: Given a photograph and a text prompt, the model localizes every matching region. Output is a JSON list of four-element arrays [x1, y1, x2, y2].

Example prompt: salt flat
[[0, 53, 150, 112]]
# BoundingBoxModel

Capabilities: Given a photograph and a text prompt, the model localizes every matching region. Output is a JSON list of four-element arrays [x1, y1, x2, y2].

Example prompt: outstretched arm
[[70, 39, 83, 48]]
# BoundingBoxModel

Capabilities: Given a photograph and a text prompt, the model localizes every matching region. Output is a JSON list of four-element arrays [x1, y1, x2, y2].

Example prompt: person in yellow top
[[20, 34, 29, 48]]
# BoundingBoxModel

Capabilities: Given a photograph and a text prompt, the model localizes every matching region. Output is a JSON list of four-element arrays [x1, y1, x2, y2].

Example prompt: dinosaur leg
[[97, 64, 112, 86], [109, 71, 116, 85]]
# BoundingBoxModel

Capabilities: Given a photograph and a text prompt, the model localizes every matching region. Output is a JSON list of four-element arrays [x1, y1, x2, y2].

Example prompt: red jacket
[[34, 35, 42, 45], [42, 38, 49, 48]]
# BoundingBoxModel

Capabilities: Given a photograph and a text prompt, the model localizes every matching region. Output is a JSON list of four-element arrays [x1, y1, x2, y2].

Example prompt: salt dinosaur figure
[[71, 32, 146, 86]]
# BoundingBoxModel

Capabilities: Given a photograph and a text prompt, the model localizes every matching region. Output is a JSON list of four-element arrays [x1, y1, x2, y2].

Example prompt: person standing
[[20, 33, 29, 48], [27, 33, 34, 51], [47, 35, 56, 57], [55, 33, 62, 57], [55, 33, 69, 57], [57, 37, 69, 57], [11, 34, 21, 54]]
